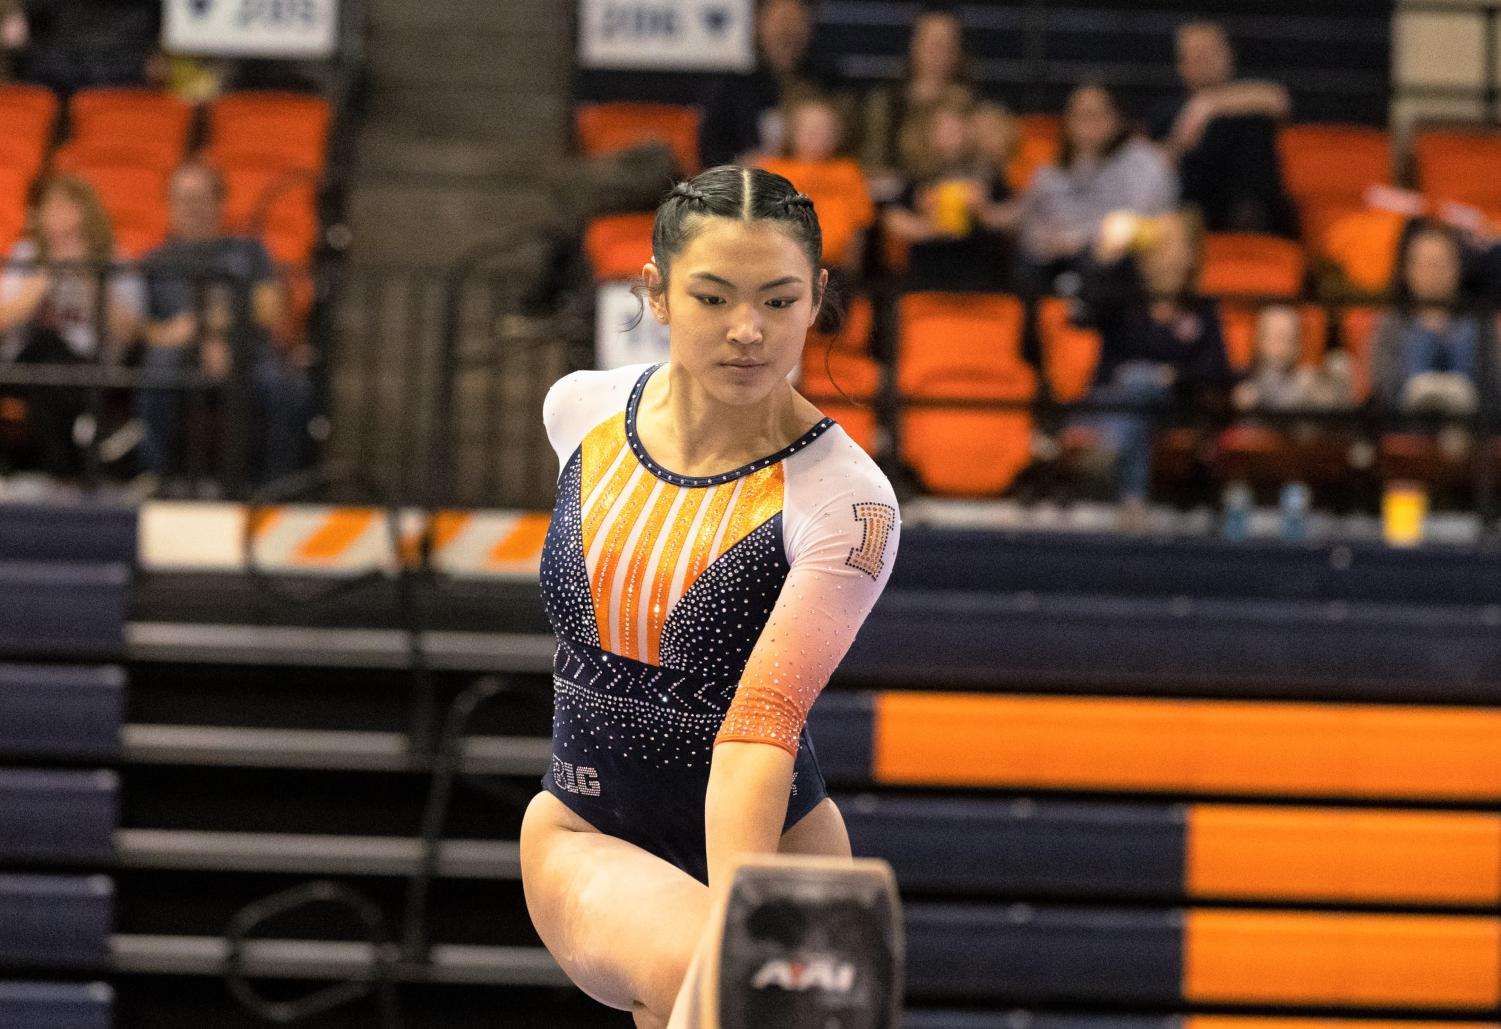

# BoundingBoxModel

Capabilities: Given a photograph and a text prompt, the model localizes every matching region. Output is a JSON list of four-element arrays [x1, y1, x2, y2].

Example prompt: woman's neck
[[638, 363, 809, 478]]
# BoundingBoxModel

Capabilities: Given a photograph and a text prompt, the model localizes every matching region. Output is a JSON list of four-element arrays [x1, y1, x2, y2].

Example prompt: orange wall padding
[[1187, 805, 1501, 905], [873, 692, 1501, 800], [1184, 910, 1501, 1008], [1192, 1017, 1498, 1029]]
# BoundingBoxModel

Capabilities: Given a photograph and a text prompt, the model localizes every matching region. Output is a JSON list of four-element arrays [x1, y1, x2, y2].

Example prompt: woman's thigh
[[520, 791, 709, 1014]]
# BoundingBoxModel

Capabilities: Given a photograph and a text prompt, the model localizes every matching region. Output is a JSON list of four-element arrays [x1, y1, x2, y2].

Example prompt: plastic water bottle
[[1221, 482, 1253, 541], [1279, 482, 1311, 543]]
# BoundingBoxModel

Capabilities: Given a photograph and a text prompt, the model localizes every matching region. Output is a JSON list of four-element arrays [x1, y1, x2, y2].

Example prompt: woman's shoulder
[[787, 421, 898, 508], [542, 363, 651, 455]]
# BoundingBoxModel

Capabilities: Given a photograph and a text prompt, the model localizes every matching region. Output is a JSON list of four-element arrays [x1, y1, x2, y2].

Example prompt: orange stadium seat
[[0, 166, 26, 252], [209, 91, 332, 175], [897, 292, 1035, 494], [1199, 233, 1307, 299], [1007, 114, 1060, 194], [1279, 123, 1392, 256], [576, 102, 701, 176], [1414, 127, 1501, 210], [1036, 296, 1101, 403], [1324, 209, 1406, 295], [584, 212, 654, 282], [219, 165, 319, 263], [0, 85, 58, 184], [68, 89, 193, 173], [1279, 123, 1392, 206], [756, 157, 873, 267], [1217, 302, 1328, 371]]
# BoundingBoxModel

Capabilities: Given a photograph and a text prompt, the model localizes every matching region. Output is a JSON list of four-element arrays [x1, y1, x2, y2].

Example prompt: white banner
[[163, 0, 338, 58], [579, 0, 753, 72], [595, 282, 672, 370]]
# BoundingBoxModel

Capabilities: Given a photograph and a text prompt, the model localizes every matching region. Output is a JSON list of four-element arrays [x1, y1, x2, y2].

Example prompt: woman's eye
[[767, 298, 797, 310], [694, 294, 726, 306]]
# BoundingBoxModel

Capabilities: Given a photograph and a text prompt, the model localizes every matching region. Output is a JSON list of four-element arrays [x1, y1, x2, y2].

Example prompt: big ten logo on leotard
[[552, 756, 602, 797], [845, 502, 896, 580]]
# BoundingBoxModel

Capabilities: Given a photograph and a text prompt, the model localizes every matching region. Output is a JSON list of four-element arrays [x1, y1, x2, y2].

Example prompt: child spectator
[[699, 0, 837, 167], [1147, 21, 1294, 235], [758, 94, 875, 274], [136, 162, 314, 492], [882, 91, 1016, 291], [0, 175, 143, 476], [861, 6, 975, 192], [1233, 304, 1352, 415], [1020, 84, 1177, 291], [1071, 209, 1235, 522], [1371, 221, 1500, 418]]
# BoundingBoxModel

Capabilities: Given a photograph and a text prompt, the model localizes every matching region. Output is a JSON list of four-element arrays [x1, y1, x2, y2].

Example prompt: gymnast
[[519, 165, 902, 1029]]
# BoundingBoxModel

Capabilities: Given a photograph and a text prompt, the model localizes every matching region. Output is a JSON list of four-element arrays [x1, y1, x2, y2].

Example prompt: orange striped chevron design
[[577, 413, 784, 663], [137, 501, 551, 577]]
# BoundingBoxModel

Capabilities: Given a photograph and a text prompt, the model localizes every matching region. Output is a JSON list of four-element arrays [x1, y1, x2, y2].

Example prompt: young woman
[[1020, 84, 1178, 289], [520, 166, 902, 1029], [0, 174, 143, 476]]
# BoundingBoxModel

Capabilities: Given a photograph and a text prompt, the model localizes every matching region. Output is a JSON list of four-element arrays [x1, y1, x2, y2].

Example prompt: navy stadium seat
[[0, 665, 123, 760], [0, 564, 128, 660], [0, 771, 117, 865], [0, 875, 113, 970], [0, 981, 112, 1029]]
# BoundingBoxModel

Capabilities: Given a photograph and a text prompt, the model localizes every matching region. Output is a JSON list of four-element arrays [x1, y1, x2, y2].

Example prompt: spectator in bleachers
[[16, 0, 162, 95], [1071, 209, 1235, 521], [699, 0, 837, 168], [861, 5, 975, 190], [0, 174, 143, 476], [136, 162, 313, 491], [1148, 21, 1293, 235], [882, 90, 1017, 291], [757, 94, 874, 275], [1232, 304, 1352, 416], [1, 0, 25, 80], [1019, 84, 1178, 292], [1371, 221, 1500, 419]]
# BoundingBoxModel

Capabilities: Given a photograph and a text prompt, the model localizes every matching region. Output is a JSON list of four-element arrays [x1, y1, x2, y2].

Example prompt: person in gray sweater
[[1019, 84, 1179, 290]]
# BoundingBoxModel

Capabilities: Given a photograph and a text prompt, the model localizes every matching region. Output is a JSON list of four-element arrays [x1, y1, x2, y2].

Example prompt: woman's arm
[[0, 272, 50, 333], [703, 740, 797, 899]]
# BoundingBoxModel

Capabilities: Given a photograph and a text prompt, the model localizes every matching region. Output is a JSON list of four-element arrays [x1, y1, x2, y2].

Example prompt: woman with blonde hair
[[0, 175, 144, 475]]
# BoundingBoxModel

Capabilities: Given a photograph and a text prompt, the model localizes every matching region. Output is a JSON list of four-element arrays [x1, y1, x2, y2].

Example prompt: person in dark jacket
[[1071, 208, 1236, 516]]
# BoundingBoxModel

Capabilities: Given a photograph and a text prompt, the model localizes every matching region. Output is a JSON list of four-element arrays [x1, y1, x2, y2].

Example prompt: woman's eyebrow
[[687, 272, 803, 291]]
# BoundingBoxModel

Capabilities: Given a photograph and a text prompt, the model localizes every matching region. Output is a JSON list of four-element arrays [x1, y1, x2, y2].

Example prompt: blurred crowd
[[0, 0, 321, 498], [612, 0, 1501, 520]]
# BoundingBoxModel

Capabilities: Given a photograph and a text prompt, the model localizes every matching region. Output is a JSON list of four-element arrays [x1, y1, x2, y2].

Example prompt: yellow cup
[[933, 179, 972, 236], [1382, 481, 1428, 547]]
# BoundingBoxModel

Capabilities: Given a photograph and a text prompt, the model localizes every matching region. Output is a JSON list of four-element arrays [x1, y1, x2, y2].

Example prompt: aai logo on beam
[[579, 0, 753, 72]]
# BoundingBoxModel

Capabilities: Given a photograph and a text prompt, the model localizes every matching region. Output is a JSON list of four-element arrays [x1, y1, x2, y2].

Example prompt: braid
[[670, 181, 708, 203], [778, 192, 814, 212]]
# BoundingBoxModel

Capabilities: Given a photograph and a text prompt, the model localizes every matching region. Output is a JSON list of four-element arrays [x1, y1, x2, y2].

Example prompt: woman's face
[[1065, 87, 1119, 157], [910, 13, 962, 81], [1138, 214, 1198, 296], [646, 217, 825, 407], [38, 190, 85, 245], [790, 103, 840, 162], [1255, 305, 1301, 369], [928, 107, 971, 165], [1405, 231, 1461, 304]]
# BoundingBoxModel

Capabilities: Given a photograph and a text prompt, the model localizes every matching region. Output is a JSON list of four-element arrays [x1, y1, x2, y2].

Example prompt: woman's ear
[[642, 261, 669, 325], [810, 266, 830, 327]]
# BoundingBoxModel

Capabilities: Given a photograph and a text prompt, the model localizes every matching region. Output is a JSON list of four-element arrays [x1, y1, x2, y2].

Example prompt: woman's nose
[[727, 303, 764, 345]]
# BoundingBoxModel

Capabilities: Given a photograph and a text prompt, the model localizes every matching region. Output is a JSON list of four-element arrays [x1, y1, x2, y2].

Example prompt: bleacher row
[[8, 501, 1501, 1026], [577, 103, 1501, 497], [0, 84, 329, 266]]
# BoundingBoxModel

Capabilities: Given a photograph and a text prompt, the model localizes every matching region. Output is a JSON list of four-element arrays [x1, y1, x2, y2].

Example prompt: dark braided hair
[[646, 165, 837, 329]]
